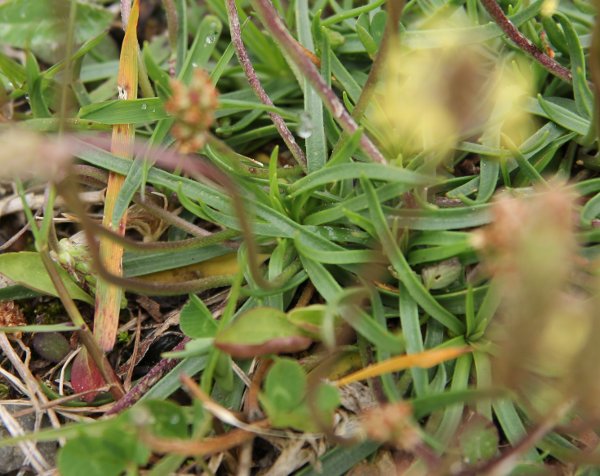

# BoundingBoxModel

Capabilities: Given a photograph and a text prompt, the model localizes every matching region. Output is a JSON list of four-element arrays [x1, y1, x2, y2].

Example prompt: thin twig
[[59, 348, 81, 395], [0, 367, 29, 396], [226, 0, 307, 171], [0, 220, 31, 252], [0, 190, 102, 218], [249, 0, 387, 164], [480, 0, 572, 82], [124, 311, 143, 391], [135, 196, 213, 238]]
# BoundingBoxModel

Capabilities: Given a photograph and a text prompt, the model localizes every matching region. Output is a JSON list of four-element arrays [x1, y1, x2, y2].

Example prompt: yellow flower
[[369, 18, 534, 162]]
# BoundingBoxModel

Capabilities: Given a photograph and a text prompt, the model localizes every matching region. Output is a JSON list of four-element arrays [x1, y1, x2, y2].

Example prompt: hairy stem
[[106, 337, 189, 415], [249, 0, 387, 164], [162, 0, 178, 52], [226, 0, 307, 171], [480, 0, 572, 82]]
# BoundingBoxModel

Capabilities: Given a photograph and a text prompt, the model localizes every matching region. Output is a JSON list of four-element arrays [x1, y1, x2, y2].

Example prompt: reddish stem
[[106, 337, 190, 415], [480, 0, 572, 83], [226, 0, 307, 171], [250, 0, 387, 164]]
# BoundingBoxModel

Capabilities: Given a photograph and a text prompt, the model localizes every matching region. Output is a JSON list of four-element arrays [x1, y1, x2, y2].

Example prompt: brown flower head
[[165, 69, 219, 153]]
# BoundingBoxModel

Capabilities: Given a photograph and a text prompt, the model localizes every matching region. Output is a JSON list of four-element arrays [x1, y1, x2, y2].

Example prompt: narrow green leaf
[[297, 0, 327, 172], [78, 98, 166, 124], [179, 16, 222, 85], [398, 284, 428, 397], [290, 163, 432, 196], [533, 96, 589, 135], [555, 13, 593, 119], [362, 177, 464, 334]]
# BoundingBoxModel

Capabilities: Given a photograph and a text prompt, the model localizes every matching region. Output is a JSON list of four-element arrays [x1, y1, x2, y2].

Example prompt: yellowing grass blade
[[94, 0, 139, 352], [334, 346, 472, 387]]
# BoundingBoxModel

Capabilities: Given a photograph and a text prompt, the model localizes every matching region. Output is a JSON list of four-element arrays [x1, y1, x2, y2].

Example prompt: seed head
[[165, 69, 219, 153]]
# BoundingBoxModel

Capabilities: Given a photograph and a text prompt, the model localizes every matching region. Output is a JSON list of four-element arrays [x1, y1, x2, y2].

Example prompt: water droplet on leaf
[[297, 112, 313, 139], [205, 33, 217, 45]]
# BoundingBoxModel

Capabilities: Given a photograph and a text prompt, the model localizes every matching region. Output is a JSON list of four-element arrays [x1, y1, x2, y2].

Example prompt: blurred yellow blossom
[[369, 19, 534, 163], [541, 0, 559, 17]]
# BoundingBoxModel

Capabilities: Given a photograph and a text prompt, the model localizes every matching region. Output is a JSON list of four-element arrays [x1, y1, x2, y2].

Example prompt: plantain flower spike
[[165, 68, 219, 154], [370, 16, 534, 163]]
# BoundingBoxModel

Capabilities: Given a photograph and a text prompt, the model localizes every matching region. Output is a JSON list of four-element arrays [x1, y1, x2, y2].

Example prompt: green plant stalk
[[39, 251, 125, 400], [200, 271, 244, 394], [57, 0, 77, 132], [16, 179, 123, 399], [162, 0, 178, 52]]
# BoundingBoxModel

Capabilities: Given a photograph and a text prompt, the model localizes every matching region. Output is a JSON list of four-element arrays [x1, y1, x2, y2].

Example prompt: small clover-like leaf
[[134, 400, 188, 439], [259, 358, 340, 432], [261, 358, 307, 413]]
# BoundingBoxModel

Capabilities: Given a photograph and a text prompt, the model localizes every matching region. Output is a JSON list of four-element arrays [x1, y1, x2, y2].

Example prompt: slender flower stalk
[[226, 0, 307, 171], [162, 0, 178, 52], [249, 0, 387, 164], [480, 0, 572, 82]]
